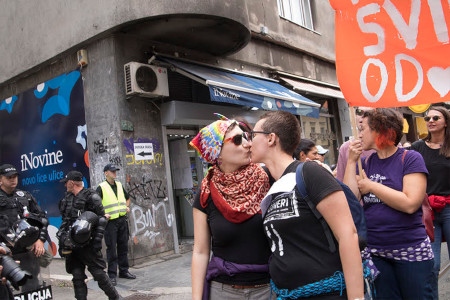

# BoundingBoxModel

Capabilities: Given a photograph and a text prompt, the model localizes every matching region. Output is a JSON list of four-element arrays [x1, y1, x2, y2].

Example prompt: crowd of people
[[1, 104, 449, 299], [190, 106, 449, 299]]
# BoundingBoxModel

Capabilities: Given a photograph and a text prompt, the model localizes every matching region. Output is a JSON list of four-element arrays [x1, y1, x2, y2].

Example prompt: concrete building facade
[[1, 1, 360, 263]]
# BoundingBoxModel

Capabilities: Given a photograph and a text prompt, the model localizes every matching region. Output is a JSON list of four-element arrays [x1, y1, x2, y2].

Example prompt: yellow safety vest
[[100, 181, 127, 220]]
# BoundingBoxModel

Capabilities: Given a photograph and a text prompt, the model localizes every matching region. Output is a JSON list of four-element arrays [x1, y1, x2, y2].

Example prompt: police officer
[[58, 170, 122, 300], [0, 164, 49, 293], [97, 164, 135, 286]]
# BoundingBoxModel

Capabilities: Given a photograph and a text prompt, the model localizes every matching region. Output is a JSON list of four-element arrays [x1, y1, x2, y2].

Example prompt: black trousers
[[104, 216, 129, 278], [66, 246, 119, 300]]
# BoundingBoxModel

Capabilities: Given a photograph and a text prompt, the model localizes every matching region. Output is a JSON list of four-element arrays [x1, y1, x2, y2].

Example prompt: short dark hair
[[362, 108, 403, 148], [259, 111, 301, 155], [293, 139, 316, 160]]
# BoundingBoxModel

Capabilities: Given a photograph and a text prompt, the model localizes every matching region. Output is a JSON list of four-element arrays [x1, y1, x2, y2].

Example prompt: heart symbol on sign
[[427, 67, 450, 97]]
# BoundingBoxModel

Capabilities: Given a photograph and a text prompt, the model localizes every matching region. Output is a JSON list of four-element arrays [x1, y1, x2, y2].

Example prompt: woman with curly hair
[[344, 108, 433, 299], [411, 106, 450, 300]]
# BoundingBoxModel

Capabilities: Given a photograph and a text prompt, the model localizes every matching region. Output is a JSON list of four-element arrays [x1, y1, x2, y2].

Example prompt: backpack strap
[[296, 162, 337, 253]]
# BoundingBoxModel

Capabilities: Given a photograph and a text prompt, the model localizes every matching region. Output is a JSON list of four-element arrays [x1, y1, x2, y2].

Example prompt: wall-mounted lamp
[[77, 49, 88, 67]]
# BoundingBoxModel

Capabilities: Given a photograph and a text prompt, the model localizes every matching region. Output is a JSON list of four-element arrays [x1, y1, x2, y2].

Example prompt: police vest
[[99, 181, 127, 220], [0, 189, 33, 229], [59, 188, 95, 222]]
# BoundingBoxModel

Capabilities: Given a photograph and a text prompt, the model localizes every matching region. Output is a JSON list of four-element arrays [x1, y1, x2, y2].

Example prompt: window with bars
[[277, 0, 314, 30]]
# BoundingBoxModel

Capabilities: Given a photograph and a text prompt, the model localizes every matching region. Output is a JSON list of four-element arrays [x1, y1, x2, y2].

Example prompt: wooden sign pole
[[349, 107, 364, 176]]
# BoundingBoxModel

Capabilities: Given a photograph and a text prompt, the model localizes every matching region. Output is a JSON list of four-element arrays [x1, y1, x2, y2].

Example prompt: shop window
[[302, 115, 337, 165], [277, 0, 314, 30]]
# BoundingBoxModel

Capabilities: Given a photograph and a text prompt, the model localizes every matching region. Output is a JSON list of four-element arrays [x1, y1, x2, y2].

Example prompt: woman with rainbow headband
[[190, 114, 273, 300]]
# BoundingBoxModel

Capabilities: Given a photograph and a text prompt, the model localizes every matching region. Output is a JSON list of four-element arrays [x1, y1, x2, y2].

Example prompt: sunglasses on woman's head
[[223, 132, 250, 146], [424, 116, 441, 122]]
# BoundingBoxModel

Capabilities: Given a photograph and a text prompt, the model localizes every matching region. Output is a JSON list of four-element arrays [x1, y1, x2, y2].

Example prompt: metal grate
[[124, 64, 132, 94]]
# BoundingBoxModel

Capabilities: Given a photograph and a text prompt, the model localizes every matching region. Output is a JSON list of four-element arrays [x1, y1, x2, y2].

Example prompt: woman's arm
[[191, 208, 211, 300], [356, 172, 426, 214], [317, 190, 364, 300]]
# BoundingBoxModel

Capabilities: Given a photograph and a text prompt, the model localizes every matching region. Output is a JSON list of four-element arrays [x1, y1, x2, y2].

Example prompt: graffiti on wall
[[123, 137, 163, 166], [93, 132, 122, 165], [127, 175, 173, 244], [121, 136, 173, 245], [125, 153, 163, 166], [130, 201, 173, 243]]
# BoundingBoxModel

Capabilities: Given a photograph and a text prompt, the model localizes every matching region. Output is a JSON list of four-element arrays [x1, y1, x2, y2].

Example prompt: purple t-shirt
[[362, 148, 428, 249]]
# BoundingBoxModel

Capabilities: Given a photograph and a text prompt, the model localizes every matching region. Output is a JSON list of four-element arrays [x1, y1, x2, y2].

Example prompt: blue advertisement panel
[[0, 70, 88, 255]]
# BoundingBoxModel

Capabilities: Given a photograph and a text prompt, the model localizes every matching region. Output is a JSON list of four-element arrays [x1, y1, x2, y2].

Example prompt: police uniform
[[0, 186, 48, 293], [97, 180, 132, 281], [58, 181, 120, 300]]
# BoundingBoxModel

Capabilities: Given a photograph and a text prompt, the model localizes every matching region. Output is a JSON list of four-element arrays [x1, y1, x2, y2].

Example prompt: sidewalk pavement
[[42, 249, 193, 300], [17, 242, 450, 299]]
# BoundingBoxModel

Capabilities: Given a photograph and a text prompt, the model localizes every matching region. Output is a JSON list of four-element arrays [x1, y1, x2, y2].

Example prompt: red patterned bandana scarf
[[200, 163, 270, 223]]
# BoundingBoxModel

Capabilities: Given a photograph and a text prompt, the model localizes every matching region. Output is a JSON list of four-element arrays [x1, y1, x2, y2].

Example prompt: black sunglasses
[[250, 131, 271, 140], [424, 115, 441, 122], [223, 132, 250, 146], [355, 108, 365, 116]]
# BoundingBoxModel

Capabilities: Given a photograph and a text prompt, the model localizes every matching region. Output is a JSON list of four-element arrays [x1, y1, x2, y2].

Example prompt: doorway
[[167, 128, 204, 239]]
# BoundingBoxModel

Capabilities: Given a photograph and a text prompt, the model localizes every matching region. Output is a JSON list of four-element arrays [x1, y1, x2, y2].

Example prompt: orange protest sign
[[329, 0, 450, 108]]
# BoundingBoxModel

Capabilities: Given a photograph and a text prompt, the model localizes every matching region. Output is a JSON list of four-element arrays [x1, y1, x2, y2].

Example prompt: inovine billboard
[[0, 70, 89, 255]]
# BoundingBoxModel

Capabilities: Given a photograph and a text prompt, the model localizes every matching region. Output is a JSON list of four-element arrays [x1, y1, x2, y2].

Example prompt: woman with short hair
[[250, 111, 364, 299], [344, 108, 433, 299]]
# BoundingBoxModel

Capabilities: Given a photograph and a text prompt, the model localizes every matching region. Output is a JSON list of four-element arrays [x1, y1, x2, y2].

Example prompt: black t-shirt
[[411, 140, 450, 195], [263, 161, 343, 291], [193, 194, 271, 285]]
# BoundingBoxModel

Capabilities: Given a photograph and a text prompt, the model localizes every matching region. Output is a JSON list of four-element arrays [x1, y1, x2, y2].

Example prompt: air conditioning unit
[[124, 62, 169, 98]]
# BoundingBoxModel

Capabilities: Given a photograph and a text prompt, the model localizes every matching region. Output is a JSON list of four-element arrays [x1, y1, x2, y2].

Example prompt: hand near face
[[348, 139, 363, 162]]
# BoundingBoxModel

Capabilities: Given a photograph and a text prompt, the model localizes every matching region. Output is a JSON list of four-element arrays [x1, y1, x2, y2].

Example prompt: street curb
[[48, 274, 89, 288], [127, 287, 191, 295]]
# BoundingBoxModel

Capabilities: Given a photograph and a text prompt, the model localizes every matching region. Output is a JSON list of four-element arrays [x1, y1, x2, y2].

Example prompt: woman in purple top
[[344, 108, 434, 300]]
